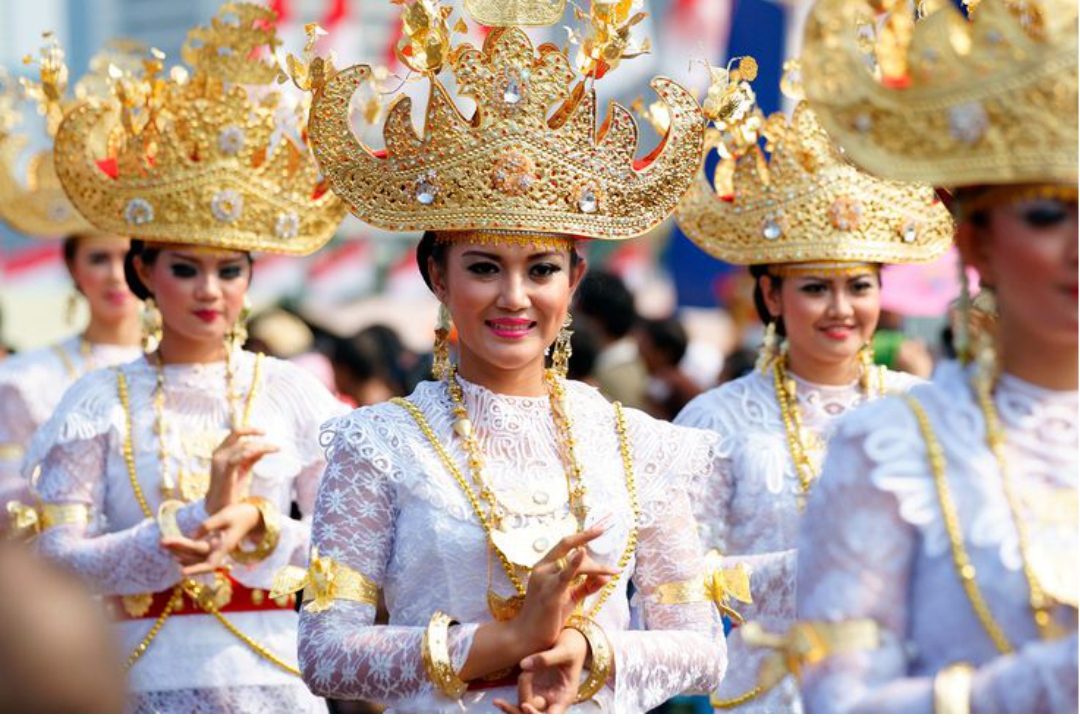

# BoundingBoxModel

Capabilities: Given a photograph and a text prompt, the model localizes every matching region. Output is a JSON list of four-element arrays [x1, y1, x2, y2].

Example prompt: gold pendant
[[487, 590, 525, 621], [490, 512, 578, 568], [122, 593, 154, 618]]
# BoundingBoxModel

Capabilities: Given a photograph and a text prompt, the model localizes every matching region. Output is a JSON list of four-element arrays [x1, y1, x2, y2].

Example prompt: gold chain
[[116, 353, 297, 675], [391, 393, 638, 621], [773, 354, 886, 505], [53, 335, 95, 381], [712, 685, 763, 710]]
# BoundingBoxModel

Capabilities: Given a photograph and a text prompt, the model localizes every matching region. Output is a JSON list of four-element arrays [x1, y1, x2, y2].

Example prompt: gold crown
[[307, 24, 705, 239], [53, 3, 345, 254], [800, 0, 1078, 187], [0, 37, 138, 237], [676, 68, 953, 267]]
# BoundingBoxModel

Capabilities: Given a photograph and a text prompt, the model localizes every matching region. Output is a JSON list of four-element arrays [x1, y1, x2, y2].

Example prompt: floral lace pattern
[[299, 378, 726, 713], [0, 336, 139, 515], [797, 361, 1078, 713], [674, 368, 919, 712], [27, 351, 347, 708]]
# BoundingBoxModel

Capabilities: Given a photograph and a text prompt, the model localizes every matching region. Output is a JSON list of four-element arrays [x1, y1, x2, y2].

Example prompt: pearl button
[[533, 538, 550, 552]]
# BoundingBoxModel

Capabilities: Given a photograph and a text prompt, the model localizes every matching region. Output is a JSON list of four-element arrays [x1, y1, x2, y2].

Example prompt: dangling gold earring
[[66, 289, 81, 326], [954, 255, 974, 364], [227, 295, 252, 351], [858, 340, 876, 395], [755, 321, 780, 373], [971, 285, 999, 393], [550, 312, 574, 379], [142, 298, 163, 353], [432, 303, 453, 381]]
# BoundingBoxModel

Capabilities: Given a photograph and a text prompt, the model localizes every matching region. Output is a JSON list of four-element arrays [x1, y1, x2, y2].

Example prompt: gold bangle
[[157, 499, 184, 540], [422, 611, 467, 699], [565, 614, 613, 703], [933, 662, 975, 714], [229, 496, 280, 564]]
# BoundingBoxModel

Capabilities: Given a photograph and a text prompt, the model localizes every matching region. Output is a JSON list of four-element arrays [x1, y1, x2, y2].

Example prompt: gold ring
[[555, 557, 568, 573], [569, 574, 588, 589]]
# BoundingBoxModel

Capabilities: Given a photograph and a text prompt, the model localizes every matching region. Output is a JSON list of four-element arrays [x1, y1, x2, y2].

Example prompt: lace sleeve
[[34, 433, 205, 596], [673, 393, 736, 554], [606, 416, 726, 713], [0, 383, 35, 513], [298, 408, 478, 704]]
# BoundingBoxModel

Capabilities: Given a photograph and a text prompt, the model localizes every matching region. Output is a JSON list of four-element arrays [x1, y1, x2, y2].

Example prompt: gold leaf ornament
[[285, 24, 331, 92], [573, 0, 650, 78], [464, 0, 567, 27], [396, 0, 454, 74]]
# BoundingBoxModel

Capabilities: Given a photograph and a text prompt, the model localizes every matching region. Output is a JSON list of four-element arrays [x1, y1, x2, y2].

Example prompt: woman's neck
[[456, 347, 547, 397], [784, 345, 861, 387], [155, 332, 228, 365], [997, 317, 1078, 391], [82, 311, 141, 348]]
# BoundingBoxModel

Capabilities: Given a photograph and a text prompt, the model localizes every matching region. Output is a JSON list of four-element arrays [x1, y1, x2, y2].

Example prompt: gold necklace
[[53, 335, 95, 381], [392, 374, 639, 622], [772, 354, 885, 507]]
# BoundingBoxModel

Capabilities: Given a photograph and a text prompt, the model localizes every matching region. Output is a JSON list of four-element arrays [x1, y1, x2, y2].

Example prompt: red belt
[[108, 575, 294, 620]]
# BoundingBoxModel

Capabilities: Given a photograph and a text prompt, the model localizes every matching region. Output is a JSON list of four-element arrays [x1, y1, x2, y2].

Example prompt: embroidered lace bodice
[[300, 376, 727, 713], [797, 361, 1078, 713], [0, 335, 139, 513], [25, 351, 347, 712], [674, 367, 920, 712]]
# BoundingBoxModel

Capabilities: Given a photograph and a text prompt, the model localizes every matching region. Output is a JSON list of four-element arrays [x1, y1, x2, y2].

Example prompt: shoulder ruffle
[[0, 341, 75, 427], [675, 372, 776, 460], [256, 356, 349, 467]]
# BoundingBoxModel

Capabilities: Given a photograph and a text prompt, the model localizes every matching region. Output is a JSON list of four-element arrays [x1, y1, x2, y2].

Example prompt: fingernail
[[520, 657, 534, 670]]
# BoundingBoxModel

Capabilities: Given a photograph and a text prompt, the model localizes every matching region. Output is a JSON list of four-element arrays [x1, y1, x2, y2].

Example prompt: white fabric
[[300, 377, 727, 713], [0, 336, 139, 511], [675, 367, 921, 713], [27, 351, 347, 712], [797, 360, 1079, 713]]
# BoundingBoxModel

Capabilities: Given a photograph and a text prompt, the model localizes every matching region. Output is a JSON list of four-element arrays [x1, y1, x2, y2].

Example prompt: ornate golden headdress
[[799, 0, 1078, 187], [53, 3, 345, 254], [0, 38, 142, 237], [305, 1, 704, 240], [675, 60, 953, 268]]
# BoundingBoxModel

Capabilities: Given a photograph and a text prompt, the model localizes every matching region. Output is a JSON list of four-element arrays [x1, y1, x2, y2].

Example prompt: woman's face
[[136, 246, 251, 347], [961, 191, 1079, 346], [68, 235, 138, 325], [762, 271, 882, 371], [429, 240, 587, 377]]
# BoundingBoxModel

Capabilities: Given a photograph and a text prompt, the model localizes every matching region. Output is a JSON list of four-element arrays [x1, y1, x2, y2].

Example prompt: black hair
[[749, 265, 786, 337], [639, 316, 689, 367], [574, 270, 637, 339], [415, 231, 583, 293], [333, 324, 408, 395], [123, 240, 253, 300], [61, 236, 79, 265]]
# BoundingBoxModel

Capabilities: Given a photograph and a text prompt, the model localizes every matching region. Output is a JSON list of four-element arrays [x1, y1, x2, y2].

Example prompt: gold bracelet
[[422, 611, 467, 699], [565, 614, 613, 703], [157, 499, 184, 540], [229, 496, 281, 564], [933, 662, 975, 714]]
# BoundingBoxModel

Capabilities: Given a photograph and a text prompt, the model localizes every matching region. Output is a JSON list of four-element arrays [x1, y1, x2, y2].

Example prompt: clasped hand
[[160, 428, 278, 576]]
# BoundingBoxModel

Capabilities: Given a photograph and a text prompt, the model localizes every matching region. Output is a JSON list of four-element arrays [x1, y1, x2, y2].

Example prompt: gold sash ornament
[[742, 619, 881, 692], [6, 500, 88, 539], [655, 552, 754, 623], [271, 547, 379, 613]]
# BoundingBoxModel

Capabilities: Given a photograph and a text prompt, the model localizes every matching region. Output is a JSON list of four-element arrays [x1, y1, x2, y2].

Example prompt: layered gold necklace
[[393, 365, 639, 622], [772, 353, 886, 507]]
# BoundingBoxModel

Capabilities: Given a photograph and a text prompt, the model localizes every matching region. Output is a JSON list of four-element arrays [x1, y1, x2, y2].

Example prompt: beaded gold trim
[[434, 229, 576, 250], [769, 262, 878, 278]]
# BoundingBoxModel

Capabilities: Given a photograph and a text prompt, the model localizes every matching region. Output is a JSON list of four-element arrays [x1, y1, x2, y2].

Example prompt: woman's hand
[[204, 428, 278, 515], [161, 502, 263, 576], [507, 525, 617, 654], [493, 628, 590, 714]]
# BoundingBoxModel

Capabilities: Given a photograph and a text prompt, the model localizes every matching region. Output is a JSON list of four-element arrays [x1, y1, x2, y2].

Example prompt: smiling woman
[[25, 5, 348, 713], [672, 64, 953, 711]]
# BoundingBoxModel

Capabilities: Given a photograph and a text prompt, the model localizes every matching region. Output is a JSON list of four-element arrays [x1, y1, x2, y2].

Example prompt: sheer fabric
[[0, 336, 139, 513], [300, 377, 727, 713], [675, 368, 920, 712], [797, 361, 1078, 713], [26, 352, 345, 712]]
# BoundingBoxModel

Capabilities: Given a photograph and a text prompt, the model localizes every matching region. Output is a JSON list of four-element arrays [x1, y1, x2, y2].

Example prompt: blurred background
[[0, 0, 965, 418]]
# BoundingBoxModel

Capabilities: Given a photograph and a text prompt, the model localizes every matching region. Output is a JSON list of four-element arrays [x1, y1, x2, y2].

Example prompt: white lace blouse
[[797, 361, 1078, 713], [674, 367, 920, 713], [0, 335, 139, 513], [300, 376, 727, 713], [24, 351, 347, 713]]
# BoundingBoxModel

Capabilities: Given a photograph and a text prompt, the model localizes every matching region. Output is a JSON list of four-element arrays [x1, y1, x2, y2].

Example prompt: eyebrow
[[460, 250, 563, 261]]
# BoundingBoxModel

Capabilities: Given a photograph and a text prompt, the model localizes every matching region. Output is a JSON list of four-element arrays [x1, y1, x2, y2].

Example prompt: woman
[[286, 7, 726, 713], [793, 0, 1077, 712], [671, 65, 953, 712], [27, 5, 347, 712], [0, 47, 141, 527]]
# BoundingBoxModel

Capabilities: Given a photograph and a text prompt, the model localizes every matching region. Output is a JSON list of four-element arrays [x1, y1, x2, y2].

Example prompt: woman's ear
[[568, 254, 588, 293], [760, 274, 783, 318], [134, 254, 155, 298], [955, 220, 995, 287], [427, 255, 448, 304]]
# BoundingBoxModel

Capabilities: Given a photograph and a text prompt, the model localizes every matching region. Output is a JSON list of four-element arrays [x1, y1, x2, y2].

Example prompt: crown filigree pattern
[[308, 26, 704, 239], [54, 3, 344, 254], [800, 0, 1077, 186], [676, 98, 953, 266]]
